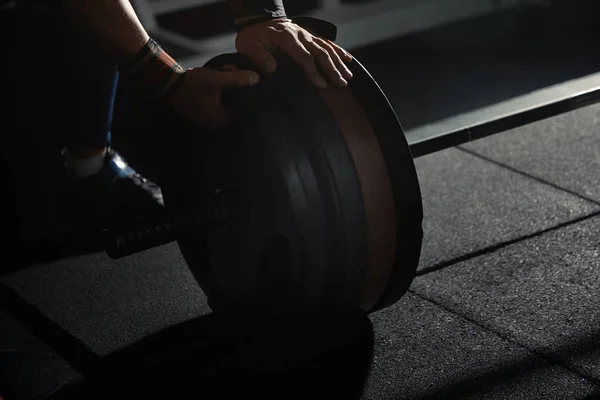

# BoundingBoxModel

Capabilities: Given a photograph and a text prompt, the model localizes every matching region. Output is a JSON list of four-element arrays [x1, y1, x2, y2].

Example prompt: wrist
[[234, 15, 290, 33], [235, 15, 288, 24], [119, 38, 187, 104]]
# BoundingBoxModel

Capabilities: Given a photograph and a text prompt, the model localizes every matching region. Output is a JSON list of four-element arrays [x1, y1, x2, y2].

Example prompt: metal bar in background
[[409, 85, 600, 158]]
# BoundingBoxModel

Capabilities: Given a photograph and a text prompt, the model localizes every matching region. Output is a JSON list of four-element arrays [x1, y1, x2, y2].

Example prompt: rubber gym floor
[[1, 2, 600, 399]]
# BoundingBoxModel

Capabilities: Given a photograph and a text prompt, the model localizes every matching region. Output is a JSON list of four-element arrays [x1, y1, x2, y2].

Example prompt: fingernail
[[338, 77, 348, 87], [317, 79, 328, 89], [249, 72, 260, 85]]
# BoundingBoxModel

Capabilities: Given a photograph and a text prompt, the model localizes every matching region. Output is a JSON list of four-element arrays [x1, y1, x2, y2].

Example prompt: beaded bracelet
[[120, 38, 187, 103]]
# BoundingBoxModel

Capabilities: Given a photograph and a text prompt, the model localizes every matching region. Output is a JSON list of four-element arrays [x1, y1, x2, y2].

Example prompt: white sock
[[65, 152, 106, 178]]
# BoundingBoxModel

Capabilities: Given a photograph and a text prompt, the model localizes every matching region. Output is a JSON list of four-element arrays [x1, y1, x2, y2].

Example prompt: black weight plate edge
[[347, 57, 424, 313], [268, 62, 368, 308]]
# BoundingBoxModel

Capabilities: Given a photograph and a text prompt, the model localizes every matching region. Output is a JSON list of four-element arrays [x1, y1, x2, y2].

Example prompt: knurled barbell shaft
[[102, 203, 230, 260]]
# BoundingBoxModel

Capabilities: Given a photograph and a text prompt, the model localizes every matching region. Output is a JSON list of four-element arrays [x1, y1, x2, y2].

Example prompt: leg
[[5, 3, 163, 230], [41, 7, 165, 224], [0, 5, 163, 398], [61, 35, 118, 164]]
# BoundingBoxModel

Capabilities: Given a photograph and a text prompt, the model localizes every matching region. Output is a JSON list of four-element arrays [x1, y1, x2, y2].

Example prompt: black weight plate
[[297, 55, 422, 312], [345, 58, 424, 312], [254, 54, 368, 308], [156, 51, 423, 313], [157, 53, 367, 312]]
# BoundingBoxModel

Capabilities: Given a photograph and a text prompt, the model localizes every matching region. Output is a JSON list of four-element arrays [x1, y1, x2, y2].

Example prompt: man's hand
[[165, 66, 260, 130], [235, 18, 353, 89]]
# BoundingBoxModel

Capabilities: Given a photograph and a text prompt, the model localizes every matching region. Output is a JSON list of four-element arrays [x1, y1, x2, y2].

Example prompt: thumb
[[207, 68, 261, 88]]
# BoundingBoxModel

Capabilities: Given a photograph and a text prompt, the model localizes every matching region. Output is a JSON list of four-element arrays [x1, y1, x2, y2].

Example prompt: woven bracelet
[[120, 38, 187, 103]]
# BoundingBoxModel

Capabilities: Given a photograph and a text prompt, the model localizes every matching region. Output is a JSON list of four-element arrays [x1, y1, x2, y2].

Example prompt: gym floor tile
[[410, 214, 600, 385], [460, 104, 600, 203], [361, 292, 600, 400], [413, 147, 599, 270], [1, 243, 209, 357]]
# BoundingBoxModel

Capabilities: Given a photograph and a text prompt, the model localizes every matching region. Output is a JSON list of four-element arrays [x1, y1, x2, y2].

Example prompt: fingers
[[278, 29, 352, 89], [280, 33, 328, 89], [312, 36, 353, 82], [204, 68, 260, 88], [326, 38, 353, 63], [298, 33, 350, 88], [235, 19, 355, 89], [302, 39, 345, 88]]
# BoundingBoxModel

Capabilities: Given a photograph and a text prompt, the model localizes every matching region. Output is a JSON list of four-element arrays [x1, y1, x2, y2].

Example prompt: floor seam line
[[416, 209, 600, 277], [456, 146, 600, 206], [407, 289, 600, 387]]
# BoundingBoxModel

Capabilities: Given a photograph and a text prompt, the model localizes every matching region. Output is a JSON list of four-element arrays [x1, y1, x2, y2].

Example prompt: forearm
[[58, 0, 149, 65]]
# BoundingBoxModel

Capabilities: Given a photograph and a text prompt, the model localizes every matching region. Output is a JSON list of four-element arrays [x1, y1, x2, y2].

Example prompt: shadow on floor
[[0, 306, 375, 400], [411, 324, 600, 399]]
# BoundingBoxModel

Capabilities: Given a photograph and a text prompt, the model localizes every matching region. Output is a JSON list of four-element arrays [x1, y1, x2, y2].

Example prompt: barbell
[[100, 18, 600, 315], [102, 47, 424, 314]]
